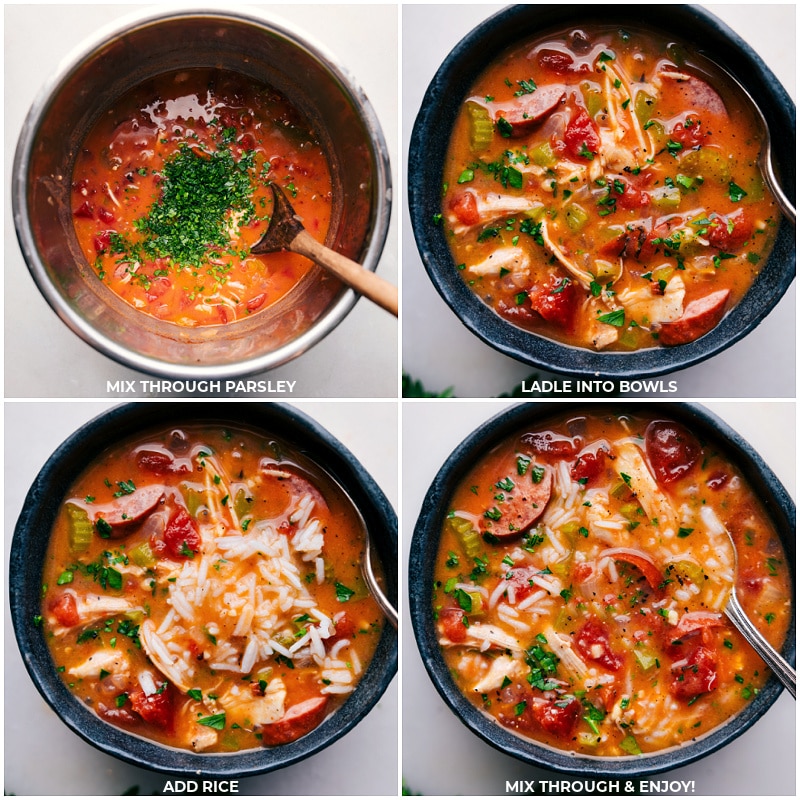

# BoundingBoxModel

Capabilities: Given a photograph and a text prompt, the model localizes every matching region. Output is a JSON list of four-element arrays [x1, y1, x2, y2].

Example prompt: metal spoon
[[363, 528, 398, 630], [698, 54, 795, 226], [723, 526, 795, 698], [252, 183, 398, 316]]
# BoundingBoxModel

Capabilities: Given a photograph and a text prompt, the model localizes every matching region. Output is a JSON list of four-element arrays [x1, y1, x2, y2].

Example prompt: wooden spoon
[[251, 183, 398, 316]]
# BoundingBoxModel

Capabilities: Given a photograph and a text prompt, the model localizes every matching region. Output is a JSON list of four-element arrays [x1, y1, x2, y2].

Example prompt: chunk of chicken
[[68, 649, 130, 680], [472, 655, 522, 694], [615, 442, 679, 530], [617, 275, 686, 326], [220, 678, 287, 727], [468, 246, 531, 277], [139, 619, 192, 692]]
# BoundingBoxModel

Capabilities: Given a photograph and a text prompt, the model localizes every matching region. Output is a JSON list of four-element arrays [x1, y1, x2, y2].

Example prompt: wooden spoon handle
[[292, 230, 398, 317]]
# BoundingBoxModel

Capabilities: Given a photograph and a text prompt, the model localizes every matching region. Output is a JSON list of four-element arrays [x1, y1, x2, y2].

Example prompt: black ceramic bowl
[[409, 402, 795, 776], [408, 5, 795, 378], [10, 403, 397, 777]]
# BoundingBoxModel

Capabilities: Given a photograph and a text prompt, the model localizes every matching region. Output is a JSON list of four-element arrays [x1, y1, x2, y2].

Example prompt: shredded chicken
[[468, 246, 530, 277], [472, 655, 521, 694], [617, 274, 686, 326], [614, 442, 679, 530], [541, 626, 589, 681], [68, 649, 130, 680], [220, 678, 287, 726], [541, 221, 593, 289]]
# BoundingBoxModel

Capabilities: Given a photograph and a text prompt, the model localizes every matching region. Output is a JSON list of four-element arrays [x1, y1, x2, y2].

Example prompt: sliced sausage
[[657, 289, 730, 346], [667, 75, 727, 118], [95, 485, 166, 533], [645, 420, 702, 485], [261, 696, 329, 746], [492, 85, 566, 137], [481, 464, 552, 542]]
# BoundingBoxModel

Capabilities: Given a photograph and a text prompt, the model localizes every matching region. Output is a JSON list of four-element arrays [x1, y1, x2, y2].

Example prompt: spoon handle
[[292, 230, 399, 317], [726, 589, 795, 698], [763, 143, 796, 226]]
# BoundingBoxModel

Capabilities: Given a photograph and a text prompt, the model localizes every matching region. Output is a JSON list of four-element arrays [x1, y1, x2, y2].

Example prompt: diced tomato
[[638, 221, 672, 260], [93, 231, 111, 254], [129, 683, 175, 730], [706, 470, 731, 491], [74, 201, 95, 219], [706, 209, 752, 250], [327, 611, 357, 648], [98, 207, 116, 224], [670, 645, 718, 699], [671, 117, 705, 148], [570, 449, 607, 485], [246, 293, 267, 312], [529, 276, 578, 331], [502, 566, 542, 603], [645, 420, 702, 485], [674, 612, 725, 639], [439, 606, 467, 642], [239, 133, 256, 151], [574, 618, 623, 671], [216, 305, 232, 324], [537, 49, 575, 74], [739, 568, 765, 594], [614, 177, 650, 210], [449, 192, 479, 226], [162, 507, 201, 559], [532, 697, 582, 738], [573, 562, 593, 583], [145, 277, 171, 303], [72, 178, 90, 195], [50, 593, 80, 627], [520, 430, 578, 460], [563, 107, 600, 160]]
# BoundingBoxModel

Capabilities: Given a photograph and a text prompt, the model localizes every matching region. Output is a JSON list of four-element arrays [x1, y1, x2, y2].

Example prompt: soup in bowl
[[11, 403, 397, 776], [410, 403, 794, 774], [409, 6, 794, 377]]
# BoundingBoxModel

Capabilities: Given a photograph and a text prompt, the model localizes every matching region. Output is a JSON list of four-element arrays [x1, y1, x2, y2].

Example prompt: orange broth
[[433, 411, 790, 756], [42, 424, 382, 752], [442, 26, 779, 350], [72, 69, 332, 326]]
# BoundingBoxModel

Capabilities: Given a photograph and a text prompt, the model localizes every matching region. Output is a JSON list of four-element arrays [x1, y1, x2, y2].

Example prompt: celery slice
[[66, 503, 93, 553], [634, 90, 657, 126], [466, 101, 493, 153], [565, 203, 589, 232], [130, 541, 156, 568], [531, 141, 556, 167], [448, 516, 481, 558], [619, 734, 642, 755], [651, 186, 681, 209]]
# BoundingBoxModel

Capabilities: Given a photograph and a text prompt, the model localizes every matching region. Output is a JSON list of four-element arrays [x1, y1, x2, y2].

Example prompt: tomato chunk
[[74, 201, 94, 219], [574, 618, 623, 671], [449, 192, 479, 226], [563, 107, 600, 160], [162, 507, 201, 559], [50, 593, 80, 627], [570, 450, 607, 485], [532, 697, 582, 738], [645, 420, 702, 485], [519, 430, 578, 460], [129, 683, 175, 730], [529, 276, 578, 331], [706, 209, 752, 250], [439, 606, 467, 642], [670, 645, 718, 699], [671, 117, 706, 148]]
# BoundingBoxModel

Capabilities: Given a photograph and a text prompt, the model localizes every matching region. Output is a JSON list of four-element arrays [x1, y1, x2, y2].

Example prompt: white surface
[[402, 401, 795, 796], [4, 4, 398, 398], [4, 401, 398, 796], [401, 5, 796, 398]]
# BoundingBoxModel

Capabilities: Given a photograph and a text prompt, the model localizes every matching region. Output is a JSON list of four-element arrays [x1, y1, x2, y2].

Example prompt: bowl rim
[[12, 5, 392, 379], [409, 401, 795, 777], [10, 401, 398, 777], [408, 4, 796, 379]]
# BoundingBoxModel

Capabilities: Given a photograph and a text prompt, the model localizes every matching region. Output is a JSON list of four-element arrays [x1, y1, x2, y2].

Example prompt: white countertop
[[4, 4, 398, 399], [4, 401, 398, 795], [402, 400, 795, 795], [401, 5, 796, 398]]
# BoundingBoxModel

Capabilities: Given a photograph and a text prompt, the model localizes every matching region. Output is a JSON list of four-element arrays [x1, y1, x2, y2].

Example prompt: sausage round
[[260, 696, 329, 746], [658, 289, 730, 346]]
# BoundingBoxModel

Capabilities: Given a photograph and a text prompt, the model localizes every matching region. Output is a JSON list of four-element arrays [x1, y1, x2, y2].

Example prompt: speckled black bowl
[[408, 5, 795, 378], [10, 402, 397, 777], [410, 402, 795, 776]]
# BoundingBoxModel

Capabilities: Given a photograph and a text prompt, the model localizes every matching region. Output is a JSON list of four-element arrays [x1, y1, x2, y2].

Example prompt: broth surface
[[72, 70, 332, 326], [42, 424, 382, 752], [433, 411, 790, 756], [441, 26, 779, 350]]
